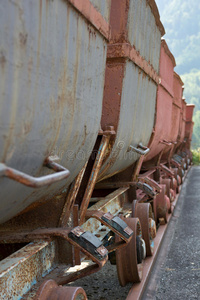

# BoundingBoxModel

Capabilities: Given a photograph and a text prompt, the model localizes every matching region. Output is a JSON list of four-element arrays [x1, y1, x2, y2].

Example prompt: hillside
[[156, 0, 200, 148]]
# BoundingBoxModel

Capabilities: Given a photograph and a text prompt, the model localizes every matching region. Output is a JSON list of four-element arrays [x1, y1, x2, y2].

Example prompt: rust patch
[[19, 32, 28, 46], [0, 51, 6, 69], [109, 0, 165, 44], [101, 61, 125, 131], [109, 0, 129, 43], [107, 43, 159, 84], [67, 0, 110, 40]]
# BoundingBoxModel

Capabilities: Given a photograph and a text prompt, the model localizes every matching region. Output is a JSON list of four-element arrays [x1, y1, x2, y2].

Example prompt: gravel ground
[[143, 166, 200, 300], [68, 261, 132, 299]]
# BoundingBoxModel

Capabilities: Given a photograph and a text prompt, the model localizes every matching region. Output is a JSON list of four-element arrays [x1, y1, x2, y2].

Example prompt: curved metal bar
[[0, 156, 70, 188], [159, 140, 172, 146], [160, 164, 174, 177], [128, 143, 150, 156], [138, 176, 162, 193], [136, 182, 156, 198]]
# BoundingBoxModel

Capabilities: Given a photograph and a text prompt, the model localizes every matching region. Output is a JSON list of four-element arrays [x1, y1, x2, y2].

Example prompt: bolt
[[159, 217, 166, 225], [104, 125, 116, 135]]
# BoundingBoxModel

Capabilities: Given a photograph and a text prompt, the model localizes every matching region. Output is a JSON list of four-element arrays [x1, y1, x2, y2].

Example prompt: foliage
[[192, 148, 200, 165], [181, 70, 200, 149], [191, 111, 200, 148], [181, 69, 200, 111]]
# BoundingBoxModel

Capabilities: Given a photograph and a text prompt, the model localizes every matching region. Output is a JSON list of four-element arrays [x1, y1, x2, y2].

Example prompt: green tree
[[191, 110, 200, 149]]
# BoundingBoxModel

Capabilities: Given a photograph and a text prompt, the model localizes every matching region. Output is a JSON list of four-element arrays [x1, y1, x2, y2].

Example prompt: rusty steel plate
[[170, 72, 183, 145], [144, 40, 175, 162], [0, 0, 110, 223], [98, 0, 164, 181], [0, 241, 57, 300], [185, 104, 195, 148]]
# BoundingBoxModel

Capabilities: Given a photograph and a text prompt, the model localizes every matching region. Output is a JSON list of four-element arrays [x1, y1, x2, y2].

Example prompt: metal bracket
[[0, 227, 108, 270], [68, 226, 108, 261], [136, 182, 156, 198], [128, 143, 150, 156], [0, 156, 70, 188], [173, 155, 181, 162], [85, 211, 133, 252], [171, 159, 181, 168], [101, 212, 133, 239], [160, 164, 174, 177], [138, 176, 161, 193]]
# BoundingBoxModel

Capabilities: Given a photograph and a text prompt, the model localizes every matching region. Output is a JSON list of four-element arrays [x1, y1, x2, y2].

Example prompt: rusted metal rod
[[132, 155, 145, 181], [59, 163, 88, 227], [79, 135, 110, 224], [0, 157, 70, 188]]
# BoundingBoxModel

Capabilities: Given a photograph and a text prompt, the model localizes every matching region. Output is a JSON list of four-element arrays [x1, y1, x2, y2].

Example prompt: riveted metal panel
[[173, 72, 184, 108], [99, 60, 157, 180], [144, 40, 176, 162], [185, 105, 195, 146], [90, 0, 111, 23], [0, 0, 109, 223], [179, 99, 187, 143], [127, 0, 162, 72], [186, 104, 195, 122], [171, 104, 181, 143], [172, 73, 184, 144]]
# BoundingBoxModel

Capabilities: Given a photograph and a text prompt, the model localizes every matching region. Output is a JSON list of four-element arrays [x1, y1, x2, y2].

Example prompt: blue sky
[[155, 0, 200, 74]]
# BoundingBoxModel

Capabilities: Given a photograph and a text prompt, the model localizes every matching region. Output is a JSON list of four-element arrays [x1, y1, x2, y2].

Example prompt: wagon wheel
[[178, 167, 184, 184], [160, 178, 173, 212], [173, 168, 181, 193], [116, 217, 145, 286], [132, 200, 156, 256], [153, 184, 168, 224], [36, 279, 87, 300], [171, 177, 177, 199], [186, 156, 191, 168]]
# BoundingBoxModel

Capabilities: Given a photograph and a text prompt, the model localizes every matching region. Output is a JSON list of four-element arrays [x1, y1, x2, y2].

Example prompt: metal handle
[[128, 143, 150, 156], [0, 156, 70, 188], [159, 140, 172, 146]]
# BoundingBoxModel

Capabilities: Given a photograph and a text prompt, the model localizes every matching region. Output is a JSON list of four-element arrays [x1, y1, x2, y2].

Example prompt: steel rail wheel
[[116, 217, 145, 286], [153, 184, 168, 224], [171, 177, 177, 198], [173, 168, 181, 193], [132, 201, 156, 256], [178, 167, 184, 184], [36, 279, 87, 300], [160, 178, 173, 212]]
